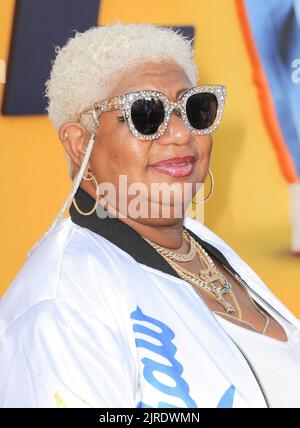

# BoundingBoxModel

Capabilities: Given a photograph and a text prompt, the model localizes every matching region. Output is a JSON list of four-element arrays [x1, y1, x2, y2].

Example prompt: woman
[[0, 23, 299, 408]]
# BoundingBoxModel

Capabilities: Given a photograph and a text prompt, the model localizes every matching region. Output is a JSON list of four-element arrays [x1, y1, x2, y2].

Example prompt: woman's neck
[[120, 216, 187, 251], [81, 181, 188, 251]]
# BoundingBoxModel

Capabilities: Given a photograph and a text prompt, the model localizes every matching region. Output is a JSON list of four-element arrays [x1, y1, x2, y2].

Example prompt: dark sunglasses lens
[[131, 98, 165, 135], [186, 93, 218, 130]]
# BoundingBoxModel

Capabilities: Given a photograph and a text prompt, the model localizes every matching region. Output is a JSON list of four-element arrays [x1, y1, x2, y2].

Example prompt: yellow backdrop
[[0, 0, 299, 316]]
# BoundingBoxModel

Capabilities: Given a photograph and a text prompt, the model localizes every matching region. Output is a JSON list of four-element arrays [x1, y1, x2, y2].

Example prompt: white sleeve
[[0, 299, 138, 408]]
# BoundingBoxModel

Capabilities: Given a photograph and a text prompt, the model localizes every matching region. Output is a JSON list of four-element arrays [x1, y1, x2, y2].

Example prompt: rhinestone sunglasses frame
[[79, 85, 227, 141]]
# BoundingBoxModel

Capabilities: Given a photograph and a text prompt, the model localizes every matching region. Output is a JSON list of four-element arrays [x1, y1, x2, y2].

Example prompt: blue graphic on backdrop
[[245, 0, 300, 176]]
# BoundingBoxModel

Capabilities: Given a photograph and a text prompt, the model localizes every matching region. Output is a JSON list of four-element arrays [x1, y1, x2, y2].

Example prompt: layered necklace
[[143, 229, 270, 335]]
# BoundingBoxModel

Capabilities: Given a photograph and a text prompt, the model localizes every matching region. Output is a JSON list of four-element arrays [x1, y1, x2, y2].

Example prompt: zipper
[[222, 265, 294, 326], [186, 229, 298, 407], [193, 283, 271, 408], [176, 231, 294, 407], [228, 337, 271, 408], [194, 263, 286, 408], [220, 263, 299, 408]]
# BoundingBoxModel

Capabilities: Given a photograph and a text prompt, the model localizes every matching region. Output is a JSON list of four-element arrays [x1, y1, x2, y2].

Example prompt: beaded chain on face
[[143, 230, 270, 335]]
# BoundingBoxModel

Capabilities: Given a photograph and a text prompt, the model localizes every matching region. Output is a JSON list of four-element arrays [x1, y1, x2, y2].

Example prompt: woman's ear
[[59, 122, 90, 170]]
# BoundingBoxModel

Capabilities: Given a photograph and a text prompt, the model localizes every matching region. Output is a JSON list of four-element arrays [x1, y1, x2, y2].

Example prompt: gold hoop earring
[[72, 170, 100, 215], [192, 169, 214, 204]]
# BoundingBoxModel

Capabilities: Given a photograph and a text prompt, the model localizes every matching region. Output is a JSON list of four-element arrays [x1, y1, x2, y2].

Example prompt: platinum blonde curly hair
[[45, 22, 198, 175], [27, 23, 199, 260]]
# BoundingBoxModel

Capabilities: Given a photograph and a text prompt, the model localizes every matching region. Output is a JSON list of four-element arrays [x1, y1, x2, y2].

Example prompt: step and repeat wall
[[0, 0, 299, 315]]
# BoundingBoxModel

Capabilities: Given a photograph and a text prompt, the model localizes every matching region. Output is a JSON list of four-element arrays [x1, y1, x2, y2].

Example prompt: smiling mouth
[[149, 156, 196, 177]]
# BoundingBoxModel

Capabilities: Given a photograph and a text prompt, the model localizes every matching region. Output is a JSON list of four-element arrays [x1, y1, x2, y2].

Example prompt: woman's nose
[[158, 108, 191, 145]]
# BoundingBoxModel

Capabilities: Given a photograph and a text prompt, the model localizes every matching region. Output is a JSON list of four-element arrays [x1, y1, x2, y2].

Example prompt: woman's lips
[[150, 164, 194, 177], [149, 156, 196, 177]]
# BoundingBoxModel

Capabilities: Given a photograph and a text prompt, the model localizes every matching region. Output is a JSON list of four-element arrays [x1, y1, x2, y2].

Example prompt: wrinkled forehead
[[107, 60, 193, 101]]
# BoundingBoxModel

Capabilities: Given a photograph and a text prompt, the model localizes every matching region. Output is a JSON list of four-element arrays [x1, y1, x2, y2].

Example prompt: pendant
[[218, 296, 235, 313], [195, 270, 235, 312], [213, 286, 235, 313], [198, 268, 220, 284]]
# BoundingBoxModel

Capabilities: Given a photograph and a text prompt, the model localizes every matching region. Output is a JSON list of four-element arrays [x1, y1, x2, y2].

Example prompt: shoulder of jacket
[[0, 218, 135, 337]]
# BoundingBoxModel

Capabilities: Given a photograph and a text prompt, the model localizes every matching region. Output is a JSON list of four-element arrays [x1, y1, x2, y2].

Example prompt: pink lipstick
[[149, 156, 196, 177]]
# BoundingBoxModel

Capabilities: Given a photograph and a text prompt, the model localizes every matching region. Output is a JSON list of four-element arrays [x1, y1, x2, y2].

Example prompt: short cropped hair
[[45, 22, 198, 133]]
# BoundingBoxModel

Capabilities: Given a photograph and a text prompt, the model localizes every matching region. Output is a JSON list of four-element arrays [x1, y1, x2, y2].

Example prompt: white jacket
[[1, 189, 300, 408]]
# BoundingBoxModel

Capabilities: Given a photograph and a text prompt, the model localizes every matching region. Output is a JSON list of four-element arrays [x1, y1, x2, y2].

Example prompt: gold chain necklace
[[143, 230, 270, 335], [144, 230, 240, 314], [147, 231, 196, 262]]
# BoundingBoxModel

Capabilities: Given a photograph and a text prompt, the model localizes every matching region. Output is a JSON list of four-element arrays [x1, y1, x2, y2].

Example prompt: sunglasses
[[80, 85, 226, 140]]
